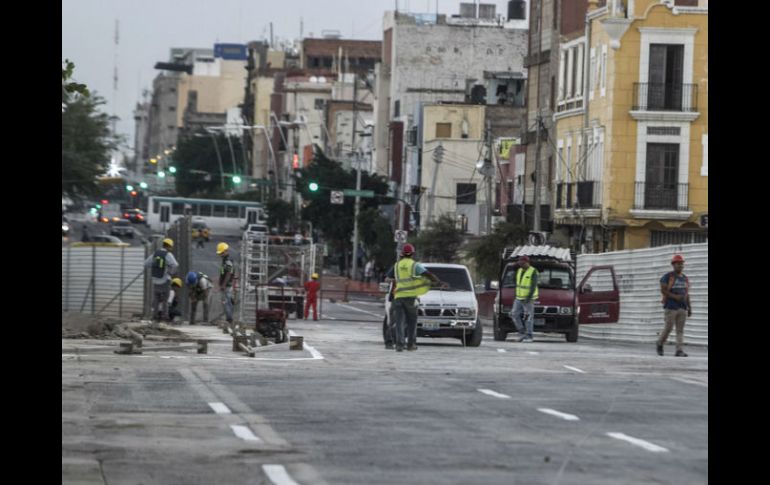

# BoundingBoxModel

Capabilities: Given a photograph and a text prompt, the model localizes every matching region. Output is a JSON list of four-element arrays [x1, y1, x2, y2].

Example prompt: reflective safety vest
[[394, 258, 431, 299], [515, 266, 539, 301]]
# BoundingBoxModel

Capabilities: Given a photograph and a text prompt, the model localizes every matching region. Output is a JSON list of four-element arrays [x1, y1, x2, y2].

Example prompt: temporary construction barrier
[[576, 243, 707, 346]]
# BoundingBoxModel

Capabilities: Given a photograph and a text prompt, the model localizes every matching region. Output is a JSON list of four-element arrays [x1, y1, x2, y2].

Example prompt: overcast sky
[[62, 0, 514, 159]]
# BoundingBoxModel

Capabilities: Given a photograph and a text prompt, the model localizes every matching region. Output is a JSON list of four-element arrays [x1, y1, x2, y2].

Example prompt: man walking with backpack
[[657, 254, 692, 357], [144, 238, 178, 322]]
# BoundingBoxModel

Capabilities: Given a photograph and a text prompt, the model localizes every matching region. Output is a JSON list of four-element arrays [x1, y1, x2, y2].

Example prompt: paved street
[[62, 299, 708, 485]]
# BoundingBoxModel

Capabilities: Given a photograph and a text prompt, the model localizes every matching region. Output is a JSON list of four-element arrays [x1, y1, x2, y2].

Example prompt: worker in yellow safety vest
[[510, 255, 539, 342], [385, 244, 447, 352]]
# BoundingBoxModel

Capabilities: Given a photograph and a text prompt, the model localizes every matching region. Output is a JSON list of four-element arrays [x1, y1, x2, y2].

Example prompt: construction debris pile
[[62, 312, 184, 340]]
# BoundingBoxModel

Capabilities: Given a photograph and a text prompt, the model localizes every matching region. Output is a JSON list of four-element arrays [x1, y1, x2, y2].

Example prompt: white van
[[383, 263, 482, 347]]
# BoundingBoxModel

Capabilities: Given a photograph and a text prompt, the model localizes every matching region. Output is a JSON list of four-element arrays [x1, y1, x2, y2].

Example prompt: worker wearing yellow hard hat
[[217, 242, 235, 325], [144, 237, 178, 322], [304, 272, 321, 320]]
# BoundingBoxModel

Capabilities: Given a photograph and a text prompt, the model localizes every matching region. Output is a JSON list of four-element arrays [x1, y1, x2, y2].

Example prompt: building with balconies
[[552, 0, 707, 251]]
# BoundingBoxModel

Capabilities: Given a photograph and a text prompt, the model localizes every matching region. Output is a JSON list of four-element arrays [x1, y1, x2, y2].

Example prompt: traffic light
[[139, 182, 148, 189], [308, 182, 319, 192], [130, 190, 138, 197], [232, 175, 242, 184], [125, 184, 134, 191], [100, 199, 109, 205], [158, 171, 166, 178], [292, 153, 300, 170], [169, 166, 177, 174]]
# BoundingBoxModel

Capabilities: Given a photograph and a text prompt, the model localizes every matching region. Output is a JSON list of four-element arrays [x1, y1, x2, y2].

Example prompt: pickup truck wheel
[[493, 315, 508, 341], [467, 320, 483, 347], [565, 322, 579, 343]]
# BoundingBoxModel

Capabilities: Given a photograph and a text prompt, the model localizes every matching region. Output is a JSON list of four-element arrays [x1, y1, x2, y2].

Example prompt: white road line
[[537, 408, 580, 421], [288, 330, 324, 360], [208, 402, 231, 414], [263, 464, 301, 485], [497, 348, 507, 353], [320, 314, 337, 320], [230, 424, 262, 442], [527, 351, 540, 355], [334, 302, 383, 318], [563, 365, 586, 374], [478, 389, 511, 399], [606, 432, 669, 453]]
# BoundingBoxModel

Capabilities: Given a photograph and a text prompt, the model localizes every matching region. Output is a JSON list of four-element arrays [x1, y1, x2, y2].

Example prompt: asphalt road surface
[[62, 299, 708, 485]]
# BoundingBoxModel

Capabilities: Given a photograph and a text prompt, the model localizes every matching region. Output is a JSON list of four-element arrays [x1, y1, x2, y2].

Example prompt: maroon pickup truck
[[492, 246, 620, 343]]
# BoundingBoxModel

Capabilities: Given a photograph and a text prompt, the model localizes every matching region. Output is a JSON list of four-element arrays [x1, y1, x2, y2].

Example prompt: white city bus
[[146, 196, 266, 236]]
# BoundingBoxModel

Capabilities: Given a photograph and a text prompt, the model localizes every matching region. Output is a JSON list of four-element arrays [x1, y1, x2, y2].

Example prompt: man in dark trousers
[[386, 244, 446, 352], [509, 255, 539, 342], [216, 242, 235, 325], [657, 254, 692, 357]]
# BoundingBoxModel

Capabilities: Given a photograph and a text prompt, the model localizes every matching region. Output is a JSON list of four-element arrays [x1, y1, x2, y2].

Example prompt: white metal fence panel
[[576, 243, 707, 347], [62, 246, 147, 318]]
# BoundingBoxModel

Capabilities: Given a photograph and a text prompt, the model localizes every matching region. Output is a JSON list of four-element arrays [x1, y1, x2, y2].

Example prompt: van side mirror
[[474, 283, 486, 294], [490, 280, 499, 290]]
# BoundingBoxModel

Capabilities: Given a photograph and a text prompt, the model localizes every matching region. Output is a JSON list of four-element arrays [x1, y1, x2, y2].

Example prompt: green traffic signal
[[308, 182, 319, 192], [125, 184, 134, 191], [139, 182, 148, 189], [233, 175, 242, 184], [158, 171, 166, 178], [169, 166, 177, 174]]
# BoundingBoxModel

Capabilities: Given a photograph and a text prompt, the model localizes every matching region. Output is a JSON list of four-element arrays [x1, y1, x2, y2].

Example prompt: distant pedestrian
[[196, 232, 205, 249], [217, 242, 235, 325], [657, 254, 692, 357], [509, 255, 538, 342], [304, 273, 321, 321], [186, 271, 213, 325], [364, 259, 374, 284], [144, 238, 179, 322]]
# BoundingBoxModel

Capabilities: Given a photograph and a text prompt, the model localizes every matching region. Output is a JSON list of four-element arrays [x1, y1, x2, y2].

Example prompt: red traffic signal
[[130, 191, 138, 197], [292, 153, 299, 169], [100, 199, 109, 204]]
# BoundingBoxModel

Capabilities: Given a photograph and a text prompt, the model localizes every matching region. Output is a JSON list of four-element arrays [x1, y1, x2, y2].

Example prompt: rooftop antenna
[[112, 18, 119, 136]]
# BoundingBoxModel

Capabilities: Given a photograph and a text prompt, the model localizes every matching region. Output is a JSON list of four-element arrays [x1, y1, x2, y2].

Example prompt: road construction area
[[62, 301, 707, 485]]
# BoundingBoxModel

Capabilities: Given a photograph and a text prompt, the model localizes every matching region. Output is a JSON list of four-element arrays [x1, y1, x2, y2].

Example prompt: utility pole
[[427, 143, 444, 224], [486, 120, 493, 234], [351, 73, 361, 281], [533, 113, 542, 232]]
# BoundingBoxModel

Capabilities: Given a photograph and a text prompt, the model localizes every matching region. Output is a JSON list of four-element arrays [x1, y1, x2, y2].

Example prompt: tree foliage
[[358, 208, 397, 272], [295, 147, 390, 250], [412, 214, 465, 262], [467, 221, 529, 281], [266, 198, 294, 231], [61, 60, 117, 201]]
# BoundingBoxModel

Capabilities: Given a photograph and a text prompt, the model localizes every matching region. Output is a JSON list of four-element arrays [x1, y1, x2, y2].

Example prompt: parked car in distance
[[245, 223, 268, 239], [110, 219, 135, 238], [72, 235, 129, 247], [123, 208, 146, 224]]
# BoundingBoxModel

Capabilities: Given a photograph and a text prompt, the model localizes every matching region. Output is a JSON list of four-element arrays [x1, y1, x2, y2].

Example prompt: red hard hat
[[401, 243, 415, 256], [671, 254, 685, 264]]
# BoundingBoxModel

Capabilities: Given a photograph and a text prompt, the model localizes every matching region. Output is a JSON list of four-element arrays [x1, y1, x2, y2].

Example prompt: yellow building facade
[[553, 0, 707, 251]]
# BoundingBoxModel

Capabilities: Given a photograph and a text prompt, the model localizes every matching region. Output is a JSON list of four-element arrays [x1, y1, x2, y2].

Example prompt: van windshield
[[502, 264, 573, 290], [424, 267, 472, 291]]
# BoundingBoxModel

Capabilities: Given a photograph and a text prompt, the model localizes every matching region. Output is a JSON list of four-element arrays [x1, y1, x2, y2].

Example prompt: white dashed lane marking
[[263, 464, 301, 485], [563, 365, 586, 374], [478, 389, 511, 399], [231, 424, 262, 442], [606, 432, 669, 453], [208, 402, 231, 414], [537, 408, 580, 421]]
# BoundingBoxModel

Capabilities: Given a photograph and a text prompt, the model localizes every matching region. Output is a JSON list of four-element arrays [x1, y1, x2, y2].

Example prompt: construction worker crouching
[[168, 278, 183, 322], [186, 271, 213, 325], [144, 238, 179, 322], [217, 242, 235, 325], [304, 272, 321, 320]]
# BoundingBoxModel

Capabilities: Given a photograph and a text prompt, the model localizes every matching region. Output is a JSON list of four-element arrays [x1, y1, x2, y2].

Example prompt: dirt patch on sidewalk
[[62, 312, 184, 340]]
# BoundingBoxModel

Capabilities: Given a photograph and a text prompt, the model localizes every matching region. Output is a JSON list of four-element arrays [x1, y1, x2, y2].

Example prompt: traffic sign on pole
[[394, 230, 408, 243], [343, 189, 374, 198], [330, 191, 344, 204]]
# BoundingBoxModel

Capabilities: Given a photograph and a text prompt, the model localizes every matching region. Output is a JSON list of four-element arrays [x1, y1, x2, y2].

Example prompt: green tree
[[413, 214, 465, 262], [358, 208, 397, 273], [467, 221, 528, 281], [266, 198, 294, 231], [62, 81, 117, 201], [295, 147, 389, 251]]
